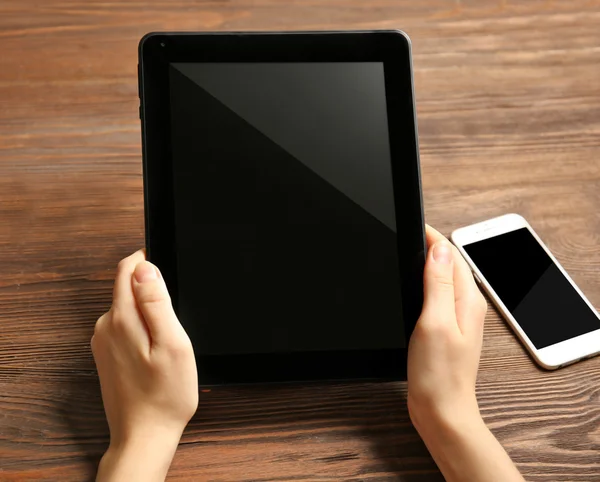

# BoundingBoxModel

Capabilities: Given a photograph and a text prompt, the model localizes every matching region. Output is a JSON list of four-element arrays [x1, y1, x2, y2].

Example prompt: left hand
[[92, 250, 198, 481]]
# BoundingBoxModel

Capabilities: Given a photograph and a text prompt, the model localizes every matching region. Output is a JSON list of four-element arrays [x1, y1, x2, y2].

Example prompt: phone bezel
[[451, 213, 600, 370]]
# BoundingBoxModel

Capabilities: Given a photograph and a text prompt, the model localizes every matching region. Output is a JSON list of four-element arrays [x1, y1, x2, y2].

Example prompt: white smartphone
[[452, 213, 600, 369]]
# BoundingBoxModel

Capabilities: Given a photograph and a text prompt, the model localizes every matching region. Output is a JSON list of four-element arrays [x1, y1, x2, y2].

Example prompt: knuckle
[[478, 294, 488, 313], [94, 312, 108, 335], [166, 336, 194, 358], [414, 319, 451, 339], [109, 305, 122, 321], [432, 274, 454, 291], [117, 251, 146, 274], [109, 309, 127, 332], [469, 289, 487, 313], [117, 257, 130, 273], [91, 333, 103, 355], [136, 284, 170, 306], [94, 317, 102, 335]]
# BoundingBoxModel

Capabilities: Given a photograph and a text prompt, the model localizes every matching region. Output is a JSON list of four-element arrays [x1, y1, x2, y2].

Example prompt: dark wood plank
[[1, 0, 599, 480]]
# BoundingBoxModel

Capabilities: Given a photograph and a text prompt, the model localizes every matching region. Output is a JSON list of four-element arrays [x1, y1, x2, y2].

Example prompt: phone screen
[[464, 228, 600, 349]]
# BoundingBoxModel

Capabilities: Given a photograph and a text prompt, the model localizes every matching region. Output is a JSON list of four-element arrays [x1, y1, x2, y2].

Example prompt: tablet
[[139, 31, 425, 385]]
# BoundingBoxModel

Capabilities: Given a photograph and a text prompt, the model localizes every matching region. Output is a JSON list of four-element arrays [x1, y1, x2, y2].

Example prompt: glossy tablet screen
[[169, 62, 404, 355]]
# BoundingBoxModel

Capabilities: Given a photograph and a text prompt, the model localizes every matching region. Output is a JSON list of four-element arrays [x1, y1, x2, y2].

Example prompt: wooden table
[[1, 1, 599, 480]]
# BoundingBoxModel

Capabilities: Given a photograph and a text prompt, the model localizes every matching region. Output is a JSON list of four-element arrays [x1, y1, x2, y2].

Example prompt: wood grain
[[1, 0, 599, 480]]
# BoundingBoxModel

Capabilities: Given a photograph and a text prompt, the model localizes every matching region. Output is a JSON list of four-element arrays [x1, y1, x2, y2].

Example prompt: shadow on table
[[56, 374, 442, 480], [57, 356, 109, 482], [184, 381, 443, 481]]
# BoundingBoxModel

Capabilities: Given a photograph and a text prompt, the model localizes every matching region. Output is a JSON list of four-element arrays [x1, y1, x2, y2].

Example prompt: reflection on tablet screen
[[169, 62, 404, 355]]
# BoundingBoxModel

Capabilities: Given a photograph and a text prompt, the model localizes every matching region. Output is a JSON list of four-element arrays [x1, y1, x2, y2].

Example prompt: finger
[[110, 251, 152, 352], [132, 261, 185, 346], [113, 250, 146, 308], [452, 244, 487, 337], [425, 224, 447, 249], [421, 239, 457, 327], [426, 226, 486, 336]]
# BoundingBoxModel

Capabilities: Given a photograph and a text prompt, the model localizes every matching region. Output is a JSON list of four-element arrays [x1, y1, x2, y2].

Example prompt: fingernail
[[134, 262, 158, 283], [433, 242, 452, 264]]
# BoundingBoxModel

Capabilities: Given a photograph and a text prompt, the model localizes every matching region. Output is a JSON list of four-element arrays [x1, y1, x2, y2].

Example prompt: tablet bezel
[[139, 30, 425, 385]]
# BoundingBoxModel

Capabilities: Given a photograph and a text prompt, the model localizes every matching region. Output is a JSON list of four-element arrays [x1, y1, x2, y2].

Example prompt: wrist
[[98, 428, 182, 482], [428, 408, 486, 447], [409, 395, 483, 446], [111, 422, 184, 451], [411, 402, 489, 472], [410, 403, 524, 482]]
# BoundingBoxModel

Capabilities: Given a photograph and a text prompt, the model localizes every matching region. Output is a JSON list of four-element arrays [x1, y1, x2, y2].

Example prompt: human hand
[[407, 225, 487, 439], [93, 250, 198, 481], [407, 227, 525, 482]]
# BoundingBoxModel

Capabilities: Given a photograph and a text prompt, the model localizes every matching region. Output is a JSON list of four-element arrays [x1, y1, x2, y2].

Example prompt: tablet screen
[[168, 62, 404, 356]]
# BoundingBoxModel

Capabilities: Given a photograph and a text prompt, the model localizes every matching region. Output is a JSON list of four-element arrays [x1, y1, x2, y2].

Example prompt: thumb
[[421, 241, 457, 324], [132, 261, 184, 344]]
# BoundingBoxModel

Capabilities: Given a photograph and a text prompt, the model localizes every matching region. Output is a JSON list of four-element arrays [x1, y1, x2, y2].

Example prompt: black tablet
[[139, 31, 425, 386]]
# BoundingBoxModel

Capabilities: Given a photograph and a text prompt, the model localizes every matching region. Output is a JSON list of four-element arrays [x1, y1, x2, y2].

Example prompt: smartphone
[[452, 213, 600, 369]]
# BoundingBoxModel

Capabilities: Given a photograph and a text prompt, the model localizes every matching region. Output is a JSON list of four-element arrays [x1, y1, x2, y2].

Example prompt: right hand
[[407, 225, 488, 437]]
